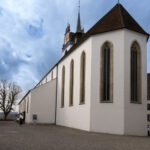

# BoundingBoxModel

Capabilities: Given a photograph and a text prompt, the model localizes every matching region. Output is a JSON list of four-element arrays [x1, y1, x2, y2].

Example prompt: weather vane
[[78, 0, 80, 9]]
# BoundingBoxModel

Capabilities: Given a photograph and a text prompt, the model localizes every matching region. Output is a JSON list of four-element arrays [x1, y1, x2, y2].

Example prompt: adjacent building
[[147, 73, 150, 126], [19, 3, 149, 136]]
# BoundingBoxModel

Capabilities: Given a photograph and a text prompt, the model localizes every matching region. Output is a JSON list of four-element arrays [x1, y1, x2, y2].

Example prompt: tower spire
[[76, 0, 83, 33]]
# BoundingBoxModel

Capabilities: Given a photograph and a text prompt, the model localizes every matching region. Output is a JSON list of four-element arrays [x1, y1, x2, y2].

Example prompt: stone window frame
[[100, 41, 113, 103], [61, 66, 65, 108], [69, 59, 74, 107], [130, 41, 142, 104], [80, 51, 86, 105]]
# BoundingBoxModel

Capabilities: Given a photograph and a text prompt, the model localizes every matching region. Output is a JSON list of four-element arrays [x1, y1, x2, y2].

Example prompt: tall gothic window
[[61, 66, 65, 107], [80, 52, 86, 104], [69, 60, 74, 106], [100, 42, 113, 102], [131, 42, 141, 103]]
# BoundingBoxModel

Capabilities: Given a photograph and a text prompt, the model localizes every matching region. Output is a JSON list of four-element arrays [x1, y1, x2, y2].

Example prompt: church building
[[19, 3, 149, 136]]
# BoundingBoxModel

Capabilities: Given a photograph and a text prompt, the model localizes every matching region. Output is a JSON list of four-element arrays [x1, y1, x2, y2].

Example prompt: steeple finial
[[78, 0, 80, 10], [76, 0, 83, 33], [118, 0, 120, 4]]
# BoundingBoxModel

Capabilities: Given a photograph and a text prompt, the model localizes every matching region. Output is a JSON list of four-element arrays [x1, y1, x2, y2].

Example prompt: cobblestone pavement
[[0, 121, 150, 150]]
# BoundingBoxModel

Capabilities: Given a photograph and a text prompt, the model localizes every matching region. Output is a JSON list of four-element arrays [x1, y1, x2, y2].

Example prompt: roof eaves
[[18, 90, 31, 105], [33, 62, 58, 89]]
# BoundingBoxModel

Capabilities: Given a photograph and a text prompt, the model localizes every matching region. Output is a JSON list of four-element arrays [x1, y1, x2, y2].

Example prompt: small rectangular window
[[147, 104, 150, 110], [147, 114, 150, 121]]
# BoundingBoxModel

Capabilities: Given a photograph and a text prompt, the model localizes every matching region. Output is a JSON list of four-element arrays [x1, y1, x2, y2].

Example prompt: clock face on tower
[[65, 33, 69, 44]]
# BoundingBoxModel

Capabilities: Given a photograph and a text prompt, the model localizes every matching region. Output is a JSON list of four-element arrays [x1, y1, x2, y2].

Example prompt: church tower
[[62, 0, 84, 55], [62, 23, 75, 54], [75, 0, 84, 43]]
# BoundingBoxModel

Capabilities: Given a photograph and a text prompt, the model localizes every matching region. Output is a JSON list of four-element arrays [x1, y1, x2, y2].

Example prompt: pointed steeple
[[76, 0, 84, 33]]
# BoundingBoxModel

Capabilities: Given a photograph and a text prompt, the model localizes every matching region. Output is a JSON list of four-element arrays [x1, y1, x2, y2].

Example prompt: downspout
[[54, 64, 58, 124]]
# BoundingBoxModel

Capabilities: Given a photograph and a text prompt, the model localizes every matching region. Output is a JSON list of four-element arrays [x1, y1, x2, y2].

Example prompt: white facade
[[21, 80, 56, 124], [56, 38, 92, 131], [29, 80, 56, 124], [90, 29, 147, 135]]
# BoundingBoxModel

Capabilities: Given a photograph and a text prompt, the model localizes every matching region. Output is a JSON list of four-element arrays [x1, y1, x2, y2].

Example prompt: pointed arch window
[[100, 42, 113, 102], [131, 42, 141, 103], [80, 52, 86, 104], [69, 60, 74, 106], [61, 66, 65, 107]]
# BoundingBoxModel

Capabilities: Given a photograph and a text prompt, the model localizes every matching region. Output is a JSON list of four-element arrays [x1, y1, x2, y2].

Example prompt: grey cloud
[[26, 19, 44, 39], [0, 37, 27, 80]]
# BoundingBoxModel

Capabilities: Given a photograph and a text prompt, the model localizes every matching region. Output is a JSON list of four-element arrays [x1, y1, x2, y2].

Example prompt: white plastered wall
[[56, 38, 92, 131], [25, 92, 31, 123], [28, 79, 56, 124], [90, 29, 147, 136], [124, 29, 147, 136], [90, 30, 125, 135]]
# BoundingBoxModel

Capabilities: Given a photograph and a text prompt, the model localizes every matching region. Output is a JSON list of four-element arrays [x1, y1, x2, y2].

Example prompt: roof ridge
[[118, 4, 125, 27], [84, 4, 118, 35]]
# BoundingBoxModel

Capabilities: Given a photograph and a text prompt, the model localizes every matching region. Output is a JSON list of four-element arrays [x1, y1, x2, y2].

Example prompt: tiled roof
[[88, 3, 149, 36]]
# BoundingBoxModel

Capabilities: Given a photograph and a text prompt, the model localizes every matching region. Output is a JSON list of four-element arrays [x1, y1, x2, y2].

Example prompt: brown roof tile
[[88, 3, 149, 36]]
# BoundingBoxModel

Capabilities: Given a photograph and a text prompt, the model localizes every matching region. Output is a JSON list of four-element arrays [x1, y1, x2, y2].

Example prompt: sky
[[0, 0, 150, 100]]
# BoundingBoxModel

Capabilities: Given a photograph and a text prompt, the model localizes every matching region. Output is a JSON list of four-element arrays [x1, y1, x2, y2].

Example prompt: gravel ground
[[0, 121, 150, 150]]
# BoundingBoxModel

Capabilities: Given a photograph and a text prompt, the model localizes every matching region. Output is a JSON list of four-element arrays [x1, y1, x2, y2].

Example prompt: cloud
[[0, 36, 27, 79], [26, 19, 44, 39]]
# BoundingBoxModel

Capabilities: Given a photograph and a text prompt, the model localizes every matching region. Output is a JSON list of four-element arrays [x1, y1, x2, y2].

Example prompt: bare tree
[[0, 80, 22, 120]]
